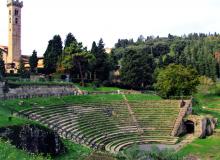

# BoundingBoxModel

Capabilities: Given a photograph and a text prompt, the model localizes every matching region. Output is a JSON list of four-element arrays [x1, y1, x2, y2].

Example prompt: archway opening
[[185, 120, 194, 134]]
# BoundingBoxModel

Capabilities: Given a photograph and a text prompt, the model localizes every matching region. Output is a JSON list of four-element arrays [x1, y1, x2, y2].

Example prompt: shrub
[[154, 64, 200, 99], [85, 152, 115, 160], [38, 77, 46, 82], [93, 80, 101, 88], [117, 145, 181, 160], [60, 75, 67, 80], [214, 86, 220, 96], [102, 80, 111, 87], [198, 76, 215, 94]]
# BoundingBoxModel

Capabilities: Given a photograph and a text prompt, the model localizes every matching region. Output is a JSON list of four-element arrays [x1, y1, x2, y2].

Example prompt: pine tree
[[64, 42, 95, 86]]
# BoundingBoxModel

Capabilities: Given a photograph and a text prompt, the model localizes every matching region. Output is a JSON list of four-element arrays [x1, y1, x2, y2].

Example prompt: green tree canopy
[[64, 42, 95, 86], [154, 64, 200, 98], [121, 47, 155, 89]]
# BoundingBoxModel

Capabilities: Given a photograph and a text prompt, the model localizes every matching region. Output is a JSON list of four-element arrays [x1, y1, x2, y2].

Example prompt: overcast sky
[[0, 0, 219, 56]]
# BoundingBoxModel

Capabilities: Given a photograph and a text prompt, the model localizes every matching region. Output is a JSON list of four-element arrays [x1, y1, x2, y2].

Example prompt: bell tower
[[7, 0, 23, 71]]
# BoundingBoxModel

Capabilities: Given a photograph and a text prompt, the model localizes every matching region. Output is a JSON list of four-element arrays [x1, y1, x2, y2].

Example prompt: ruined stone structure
[[171, 99, 217, 138], [0, 124, 65, 156], [186, 115, 217, 138], [0, 84, 82, 100]]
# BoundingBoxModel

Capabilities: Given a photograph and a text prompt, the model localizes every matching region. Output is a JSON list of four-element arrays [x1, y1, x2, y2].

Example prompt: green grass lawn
[[0, 93, 161, 113], [0, 138, 92, 160], [0, 91, 164, 160], [126, 94, 162, 101], [178, 131, 220, 160], [0, 138, 48, 160], [55, 140, 92, 160], [0, 115, 29, 127]]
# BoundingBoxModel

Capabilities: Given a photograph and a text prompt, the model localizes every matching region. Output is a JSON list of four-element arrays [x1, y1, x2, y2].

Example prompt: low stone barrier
[[0, 85, 82, 100], [0, 82, 4, 95], [0, 92, 81, 100]]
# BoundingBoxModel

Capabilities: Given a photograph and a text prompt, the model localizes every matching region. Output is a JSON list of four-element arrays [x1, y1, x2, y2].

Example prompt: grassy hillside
[[178, 86, 220, 159], [0, 94, 161, 112], [0, 93, 161, 160]]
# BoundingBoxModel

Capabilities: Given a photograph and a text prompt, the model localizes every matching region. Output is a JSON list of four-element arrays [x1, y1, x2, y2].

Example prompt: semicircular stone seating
[[19, 100, 180, 153]]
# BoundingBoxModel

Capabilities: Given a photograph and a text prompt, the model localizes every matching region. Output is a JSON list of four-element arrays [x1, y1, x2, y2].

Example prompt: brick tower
[[7, 0, 23, 73]]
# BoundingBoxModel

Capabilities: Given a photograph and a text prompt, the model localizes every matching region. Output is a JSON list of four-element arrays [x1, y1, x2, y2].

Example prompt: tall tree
[[43, 35, 63, 74], [91, 41, 98, 55], [29, 50, 38, 73], [64, 33, 77, 50], [0, 50, 5, 79], [18, 58, 28, 78], [92, 38, 110, 81]]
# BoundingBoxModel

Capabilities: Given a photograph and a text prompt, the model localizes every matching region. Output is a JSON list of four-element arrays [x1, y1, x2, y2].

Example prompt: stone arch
[[184, 120, 195, 134]]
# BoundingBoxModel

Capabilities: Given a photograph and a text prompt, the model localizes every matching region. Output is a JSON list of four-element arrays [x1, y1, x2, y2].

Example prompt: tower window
[[15, 9, 19, 16], [15, 18, 18, 24], [9, 10, 11, 15], [9, 18, 11, 23]]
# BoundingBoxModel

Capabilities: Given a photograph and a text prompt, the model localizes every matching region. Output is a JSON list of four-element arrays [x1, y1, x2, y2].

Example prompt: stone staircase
[[171, 100, 192, 136]]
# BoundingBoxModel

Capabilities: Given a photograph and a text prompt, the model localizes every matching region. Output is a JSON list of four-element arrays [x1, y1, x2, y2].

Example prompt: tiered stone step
[[19, 100, 181, 153]]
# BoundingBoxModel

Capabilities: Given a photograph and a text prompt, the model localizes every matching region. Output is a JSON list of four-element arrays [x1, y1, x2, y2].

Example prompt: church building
[[1, 0, 43, 73]]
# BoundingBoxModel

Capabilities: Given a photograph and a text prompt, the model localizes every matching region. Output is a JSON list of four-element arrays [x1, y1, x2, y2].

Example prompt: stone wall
[[187, 115, 217, 138], [175, 115, 217, 138], [171, 99, 193, 136], [0, 124, 65, 156], [0, 82, 4, 95], [0, 84, 81, 100]]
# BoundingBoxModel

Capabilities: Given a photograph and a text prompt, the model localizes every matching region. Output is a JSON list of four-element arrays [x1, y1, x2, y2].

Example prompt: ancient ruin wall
[[0, 84, 81, 100]]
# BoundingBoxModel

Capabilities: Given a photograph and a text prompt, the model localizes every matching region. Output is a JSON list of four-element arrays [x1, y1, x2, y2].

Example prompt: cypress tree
[[43, 35, 63, 74], [0, 50, 5, 78], [29, 50, 38, 73], [64, 33, 77, 50], [92, 39, 110, 81]]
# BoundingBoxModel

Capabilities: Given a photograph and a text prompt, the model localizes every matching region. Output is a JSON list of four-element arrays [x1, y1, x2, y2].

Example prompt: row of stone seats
[[105, 136, 179, 153], [19, 100, 180, 153], [20, 103, 138, 149]]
